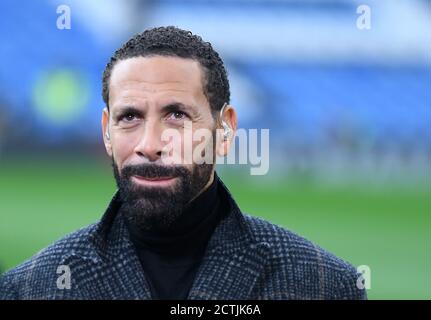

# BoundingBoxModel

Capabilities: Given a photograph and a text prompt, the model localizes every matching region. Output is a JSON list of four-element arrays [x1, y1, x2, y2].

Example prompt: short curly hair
[[102, 26, 230, 115]]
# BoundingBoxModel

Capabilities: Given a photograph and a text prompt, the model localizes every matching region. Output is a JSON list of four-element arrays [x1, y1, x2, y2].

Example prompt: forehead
[[108, 56, 207, 109]]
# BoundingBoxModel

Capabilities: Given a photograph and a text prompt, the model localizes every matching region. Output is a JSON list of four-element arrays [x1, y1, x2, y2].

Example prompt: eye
[[166, 111, 188, 121], [116, 111, 142, 128], [119, 113, 139, 122]]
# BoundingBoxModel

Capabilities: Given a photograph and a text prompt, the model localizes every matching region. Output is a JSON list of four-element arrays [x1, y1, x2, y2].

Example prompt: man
[[0, 26, 366, 300]]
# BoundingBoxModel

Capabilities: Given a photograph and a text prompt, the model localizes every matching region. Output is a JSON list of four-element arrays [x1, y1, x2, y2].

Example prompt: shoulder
[[242, 214, 367, 299], [0, 223, 98, 299], [243, 213, 351, 271]]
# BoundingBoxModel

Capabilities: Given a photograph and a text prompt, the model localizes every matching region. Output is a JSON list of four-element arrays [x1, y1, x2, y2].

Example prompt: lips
[[131, 175, 177, 187], [134, 176, 173, 181]]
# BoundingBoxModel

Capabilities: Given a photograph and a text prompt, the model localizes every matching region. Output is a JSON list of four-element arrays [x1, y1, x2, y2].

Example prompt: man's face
[[101, 56, 230, 230]]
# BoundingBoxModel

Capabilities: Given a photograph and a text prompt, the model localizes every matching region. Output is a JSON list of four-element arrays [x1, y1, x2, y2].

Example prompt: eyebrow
[[160, 102, 197, 116], [112, 103, 198, 120]]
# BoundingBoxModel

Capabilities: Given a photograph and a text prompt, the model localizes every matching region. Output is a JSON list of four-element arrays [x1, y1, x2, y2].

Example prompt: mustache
[[120, 163, 189, 179]]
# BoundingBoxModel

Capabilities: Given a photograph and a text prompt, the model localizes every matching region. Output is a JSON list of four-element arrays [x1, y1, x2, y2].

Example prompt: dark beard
[[112, 159, 213, 232]]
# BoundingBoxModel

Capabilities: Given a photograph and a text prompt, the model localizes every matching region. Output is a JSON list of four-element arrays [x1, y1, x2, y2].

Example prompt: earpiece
[[220, 103, 232, 140], [105, 128, 110, 140], [222, 121, 232, 140]]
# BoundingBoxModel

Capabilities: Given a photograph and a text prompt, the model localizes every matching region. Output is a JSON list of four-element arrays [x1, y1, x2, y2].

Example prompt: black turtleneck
[[124, 175, 222, 300]]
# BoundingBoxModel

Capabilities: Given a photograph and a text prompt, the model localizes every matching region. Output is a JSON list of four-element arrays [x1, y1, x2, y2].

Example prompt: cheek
[[191, 130, 216, 164], [162, 130, 205, 164], [111, 134, 137, 166], [162, 133, 186, 165]]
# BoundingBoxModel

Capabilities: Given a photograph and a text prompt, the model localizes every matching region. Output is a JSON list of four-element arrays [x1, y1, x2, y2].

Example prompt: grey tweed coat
[[0, 177, 366, 300]]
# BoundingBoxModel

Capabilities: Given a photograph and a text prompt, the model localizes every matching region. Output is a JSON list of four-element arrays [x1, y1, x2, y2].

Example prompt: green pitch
[[1, 157, 430, 299]]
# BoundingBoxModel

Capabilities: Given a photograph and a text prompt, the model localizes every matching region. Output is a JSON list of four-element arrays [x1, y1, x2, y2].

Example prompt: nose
[[133, 119, 164, 162]]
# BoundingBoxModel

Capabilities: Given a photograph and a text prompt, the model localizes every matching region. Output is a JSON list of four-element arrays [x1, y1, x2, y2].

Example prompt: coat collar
[[83, 175, 271, 299]]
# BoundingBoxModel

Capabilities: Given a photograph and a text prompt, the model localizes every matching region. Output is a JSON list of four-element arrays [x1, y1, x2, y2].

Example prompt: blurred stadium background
[[1, 0, 431, 299]]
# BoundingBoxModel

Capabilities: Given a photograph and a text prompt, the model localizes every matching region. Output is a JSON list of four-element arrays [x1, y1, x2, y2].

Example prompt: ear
[[216, 105, 237, 157], [101, 107, 113, 157]]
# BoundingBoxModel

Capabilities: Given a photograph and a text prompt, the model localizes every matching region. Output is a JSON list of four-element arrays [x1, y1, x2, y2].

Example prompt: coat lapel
[[188, 180, 271, 299], [82, 192, 153, 299], [187, 241, 271, 299]]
